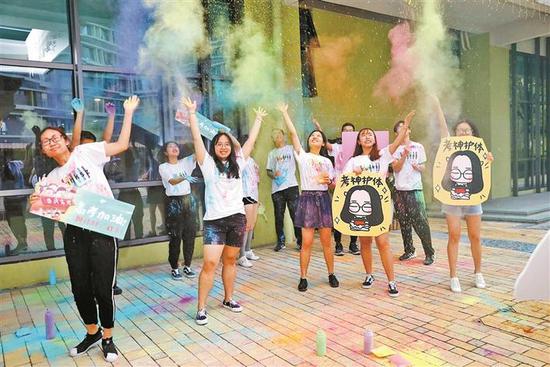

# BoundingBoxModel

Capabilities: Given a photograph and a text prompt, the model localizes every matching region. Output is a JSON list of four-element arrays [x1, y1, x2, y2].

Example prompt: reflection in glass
[[0, 0, 71, 62]]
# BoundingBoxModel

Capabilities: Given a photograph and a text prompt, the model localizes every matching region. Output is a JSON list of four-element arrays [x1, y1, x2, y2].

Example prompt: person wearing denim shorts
[[181, 97, 266, 326]]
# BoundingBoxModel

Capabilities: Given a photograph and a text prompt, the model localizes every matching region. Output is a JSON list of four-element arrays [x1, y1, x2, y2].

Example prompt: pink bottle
[[363, 329, 374, 354]]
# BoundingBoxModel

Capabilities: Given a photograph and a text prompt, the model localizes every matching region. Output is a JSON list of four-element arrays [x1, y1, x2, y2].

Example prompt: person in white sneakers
[[238, 140, 263, 268], [433, 96, 494, 293]]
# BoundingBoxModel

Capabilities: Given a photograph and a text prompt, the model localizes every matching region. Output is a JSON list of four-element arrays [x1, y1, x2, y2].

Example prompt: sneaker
[[349, 242, 360, 255], [362, 274, 375, 289], [296, 243, 302, 251], [113, 285, 123, 295], [274, 243, 286, 252], [450, 277, 462, 293], [69, 329, 102, 357], [171, 269, 183, 280], [183, 266, 197, 278], [101, 337, 118, 362], [475, 273, 486, 289], [245, 250, 260, 260], [195, 308, 208, 325], [388, 281, 399, 297], [298, 278, 308, 292], [423, 255, 435, 266], [222, 299, 243, 312], [237, 256, 253, 268], [335, 243, 344, 256], [328, 274, 339, 288], [399, 251, 416, 261]]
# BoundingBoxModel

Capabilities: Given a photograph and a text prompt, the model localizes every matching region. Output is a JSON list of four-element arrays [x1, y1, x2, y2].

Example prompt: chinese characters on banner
[[432, 136, 491, 206], [332, 172, 392, 237], [30, 178, 134, 239]]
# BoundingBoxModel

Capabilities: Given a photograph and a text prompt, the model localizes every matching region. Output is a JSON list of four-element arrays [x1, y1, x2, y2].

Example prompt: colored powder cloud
[[373, 22, 416, 104], [223, 18, 284, 108]]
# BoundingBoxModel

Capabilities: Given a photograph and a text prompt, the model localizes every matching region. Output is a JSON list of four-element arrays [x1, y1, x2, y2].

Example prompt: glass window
[[0, 0, 71, 63]]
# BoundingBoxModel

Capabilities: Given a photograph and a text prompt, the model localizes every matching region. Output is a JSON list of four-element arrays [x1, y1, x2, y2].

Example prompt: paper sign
[[514, 231, 550, 301], [175, 109, 230, 140], [332, 172, 392, 237], [433, 136, 491, 206], [30, 179, 134, 239]]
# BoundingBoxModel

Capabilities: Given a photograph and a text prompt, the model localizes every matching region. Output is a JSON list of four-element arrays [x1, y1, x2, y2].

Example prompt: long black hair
[[441, 150, 484, 194], [306, 129, 330, 159], [340, 185, 384, 226], [209, 132, 240, 179], [352, 128, 380, 161]]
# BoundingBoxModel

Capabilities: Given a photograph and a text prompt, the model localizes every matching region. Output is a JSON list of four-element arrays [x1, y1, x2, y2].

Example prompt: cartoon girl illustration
[[441, 150, 483, 200], [340, 185, 384, 232]]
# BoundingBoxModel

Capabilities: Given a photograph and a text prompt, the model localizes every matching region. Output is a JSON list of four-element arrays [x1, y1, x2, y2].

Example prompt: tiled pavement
[[1, 219, 549, 366]]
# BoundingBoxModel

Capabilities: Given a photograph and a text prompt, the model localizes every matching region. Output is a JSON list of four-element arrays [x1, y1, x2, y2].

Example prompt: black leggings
[[64, 225, 117, 329], [165, 195, 197, 269], [395, 190, 434, 257]]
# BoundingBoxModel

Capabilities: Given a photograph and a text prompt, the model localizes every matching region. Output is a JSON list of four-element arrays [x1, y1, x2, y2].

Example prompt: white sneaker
[[237, 256, 253, 268], [245, 250, 260, 261], [450, 277, 462, 293], [475, 273, 486, 289]]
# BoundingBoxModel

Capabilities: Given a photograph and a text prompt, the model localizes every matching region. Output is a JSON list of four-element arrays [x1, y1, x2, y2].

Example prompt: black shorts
[[242, 197, 258, 205], [203, 213, 246, 247]]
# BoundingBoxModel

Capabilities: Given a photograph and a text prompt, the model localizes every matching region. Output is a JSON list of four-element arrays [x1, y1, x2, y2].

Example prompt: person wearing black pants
[[266, 129, 302, 251], [159, 142, 199, 279], [391, 120, 435, 265], [30, 95, 140, 362]]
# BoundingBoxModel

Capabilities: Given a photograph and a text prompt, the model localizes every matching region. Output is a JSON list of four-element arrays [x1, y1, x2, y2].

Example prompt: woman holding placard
[[342, 111, 415, 297], [432, 96, 494, 293], [29, 96, 140, 362]]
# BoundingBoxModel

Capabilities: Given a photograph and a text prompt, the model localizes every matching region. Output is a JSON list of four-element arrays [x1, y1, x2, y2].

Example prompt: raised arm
[[181, 97, 207, 165], [388, 110, 415, 155], [431, 95, 449, 138], [241, 107, 267, 159], [103, 102, 116, 143], [278, 103, 302, 153], [70, 98, 84, 149], [104, 95, 140, 157]]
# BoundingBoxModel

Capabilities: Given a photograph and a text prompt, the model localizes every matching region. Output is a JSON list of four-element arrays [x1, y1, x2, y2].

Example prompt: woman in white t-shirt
[[158, 143, 199, 280], [181, 97, 266, 326], [278, 103, 339, 292], [342, 111, 415, 298], [29, 96, 140, 362], [237, 155, 261, 268]]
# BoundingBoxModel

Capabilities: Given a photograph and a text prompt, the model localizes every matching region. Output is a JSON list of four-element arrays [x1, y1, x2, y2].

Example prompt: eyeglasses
[[450, 168, 473, 180], [41, 134, 63, 146], [456, 128, 472, 134], [215, 143, 231, 148], [349, 202, 372, 213]]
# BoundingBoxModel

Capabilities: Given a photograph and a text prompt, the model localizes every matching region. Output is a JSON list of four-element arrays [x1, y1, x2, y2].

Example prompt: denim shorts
[[203, 213, 246, 247], [441, 204, 483, 217]]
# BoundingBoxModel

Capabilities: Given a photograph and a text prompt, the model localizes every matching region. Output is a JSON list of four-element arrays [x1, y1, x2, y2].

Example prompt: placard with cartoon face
[[332, 172, 392, 237], [433, 136, 491, 205]]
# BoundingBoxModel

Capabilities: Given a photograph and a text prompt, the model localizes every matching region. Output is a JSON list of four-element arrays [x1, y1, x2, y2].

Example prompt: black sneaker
[[298, 278, 308, 292], [69, 329, 102, 357], [101, 337, 118, 362], [113, 285, 122, 295], [399, 251, 416, 261], [362, 274, 375, 289], [328, 274, 339, 288], [423, 255, 435, 266], [195, 308, 208, 325], [335, 243, 344, 256], [222, 299, 243, 312], [274, 243, 286, 252], [349, 242, 360, 255], [388, 281, 399, 297], [183, 266, 197, 278], [171, 269, 183, 280]]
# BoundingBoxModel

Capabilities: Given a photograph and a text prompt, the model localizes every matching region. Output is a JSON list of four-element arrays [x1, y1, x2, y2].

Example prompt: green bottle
[[316, 329, 326, 356]]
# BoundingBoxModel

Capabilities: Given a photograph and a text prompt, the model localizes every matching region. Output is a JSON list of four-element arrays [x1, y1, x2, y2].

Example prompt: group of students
[[29, 94, 492, 361]]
